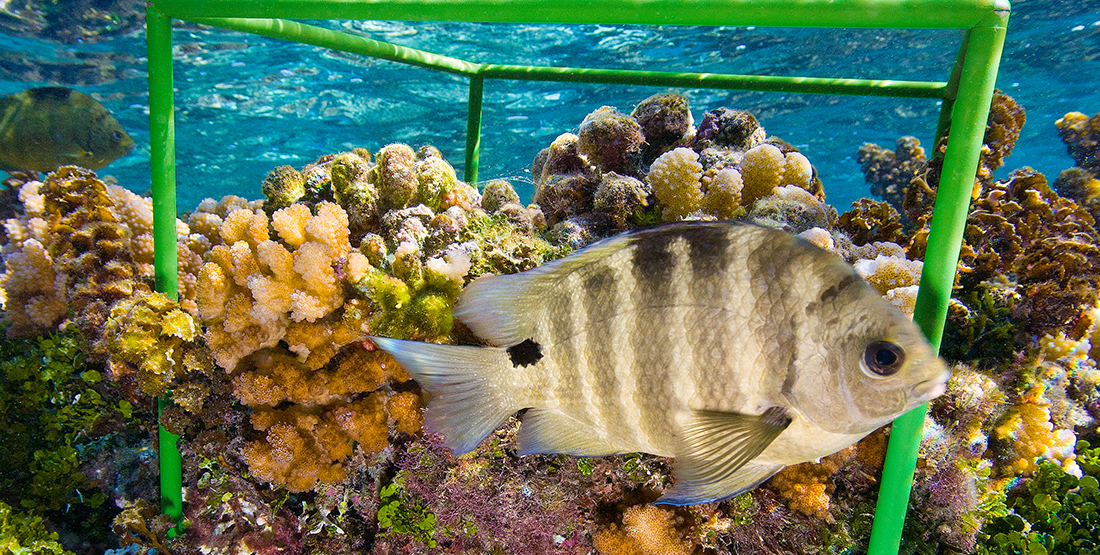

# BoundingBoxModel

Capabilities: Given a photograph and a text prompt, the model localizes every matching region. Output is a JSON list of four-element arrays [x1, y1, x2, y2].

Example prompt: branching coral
[[243, 388, 422, 493], [196, 201, 370, 371], [993, 385, 1078, 477], [739, 144, 786, 207]]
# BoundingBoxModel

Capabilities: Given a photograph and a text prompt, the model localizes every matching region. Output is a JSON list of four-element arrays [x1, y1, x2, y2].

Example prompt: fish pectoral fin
[[517, 409, 621, 457], [659, 407, 792, 505], [55, 146, 90, 160]]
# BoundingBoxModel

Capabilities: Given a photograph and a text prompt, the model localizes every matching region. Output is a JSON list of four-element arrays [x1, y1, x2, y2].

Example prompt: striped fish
[[371, 222, 949, 505]]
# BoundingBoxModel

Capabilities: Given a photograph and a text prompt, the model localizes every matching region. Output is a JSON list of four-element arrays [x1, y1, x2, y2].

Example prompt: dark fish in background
[[372, 222, 950, 505], [0, 86, 134, 173]]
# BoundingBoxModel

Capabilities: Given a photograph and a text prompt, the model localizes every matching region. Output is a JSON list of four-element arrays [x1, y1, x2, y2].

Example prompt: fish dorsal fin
[[660, 407, 792, 505], [454, 232, 636, 347], [517, 408, 622, 457]]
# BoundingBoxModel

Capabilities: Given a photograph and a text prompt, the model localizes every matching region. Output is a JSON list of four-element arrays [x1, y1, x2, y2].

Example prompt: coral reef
[[2, 94, 1099, 555]]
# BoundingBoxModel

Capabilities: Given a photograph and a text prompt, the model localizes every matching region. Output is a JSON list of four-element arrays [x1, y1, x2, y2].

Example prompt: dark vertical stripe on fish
[[550, 282, 579, 406], [630, 229, 675, 303], [585, 262, 626, 432], [630, 234, 680, 447], [684, 224, 732, 304]]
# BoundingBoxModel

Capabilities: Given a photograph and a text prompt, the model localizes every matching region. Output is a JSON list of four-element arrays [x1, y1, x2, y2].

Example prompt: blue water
[[2, 0, 1099, 213]]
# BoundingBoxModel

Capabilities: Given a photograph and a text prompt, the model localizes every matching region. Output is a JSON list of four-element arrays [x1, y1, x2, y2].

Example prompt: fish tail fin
[[369, 336, 519, 455]]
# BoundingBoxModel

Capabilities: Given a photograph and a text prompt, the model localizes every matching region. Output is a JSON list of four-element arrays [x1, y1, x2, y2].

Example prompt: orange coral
[[594, 505, 693, 555], [243, 386, 423, 493], [232, 348, 403, 407]]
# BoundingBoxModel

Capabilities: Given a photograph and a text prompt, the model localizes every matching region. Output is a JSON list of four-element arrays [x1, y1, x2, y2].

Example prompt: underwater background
[[4, 1, 1100, 554], [0, 0, 1097, 211]]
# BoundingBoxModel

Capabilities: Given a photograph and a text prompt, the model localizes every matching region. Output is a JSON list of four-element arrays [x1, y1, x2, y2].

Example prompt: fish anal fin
[[660, 406, 792, 505], [517, 409, 621, 457], [657, 461, 785, 505]]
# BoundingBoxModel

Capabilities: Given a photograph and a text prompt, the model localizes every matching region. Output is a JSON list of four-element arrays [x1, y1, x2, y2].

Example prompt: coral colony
[[1, 92, 1099, 555]]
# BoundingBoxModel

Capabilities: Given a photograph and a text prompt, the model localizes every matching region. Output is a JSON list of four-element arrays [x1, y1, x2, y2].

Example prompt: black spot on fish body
[[507, 338, 543, 367], [761, 406, 793, 429]]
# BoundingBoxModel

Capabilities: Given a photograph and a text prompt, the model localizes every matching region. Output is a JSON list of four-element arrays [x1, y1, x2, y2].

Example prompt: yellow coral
[[994, 386, 1079, 476], [739, 144, 785, 206], [242, 377, 422, 492], [702, 168, 743, 219], [196, 201, 360, 371], [781, 151, 813, 189], [853, 254, 923, 295], [0, 238, 68, 335], [650, 147, 703, 221]]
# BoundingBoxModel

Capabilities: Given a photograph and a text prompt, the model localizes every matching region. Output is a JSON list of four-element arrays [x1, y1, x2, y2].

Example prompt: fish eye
[[111, 130, 124, 141], [863, 341, 905, 377]]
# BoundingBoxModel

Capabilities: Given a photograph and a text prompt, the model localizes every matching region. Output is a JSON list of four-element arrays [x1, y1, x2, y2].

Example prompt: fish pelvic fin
[[659, 406, 792, 505], [369, 336, 519, 455]]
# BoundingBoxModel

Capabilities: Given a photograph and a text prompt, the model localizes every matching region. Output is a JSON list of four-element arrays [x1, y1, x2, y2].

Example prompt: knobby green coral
[[978, 441, 1100, 554], [0, 501, 74, 555], [0, 324, 115, 513]]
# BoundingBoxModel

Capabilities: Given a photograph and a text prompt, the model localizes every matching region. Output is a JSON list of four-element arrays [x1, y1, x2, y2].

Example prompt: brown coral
[[1056, 111, 1100, 176], [858, 136, 928, 212]]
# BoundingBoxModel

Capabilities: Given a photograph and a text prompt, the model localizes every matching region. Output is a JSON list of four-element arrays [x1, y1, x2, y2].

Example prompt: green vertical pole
[[147, 4, 184, 534], [866, 11, 1008, 555], [465, 74, 484, 184], [933, 31, 969, 149]]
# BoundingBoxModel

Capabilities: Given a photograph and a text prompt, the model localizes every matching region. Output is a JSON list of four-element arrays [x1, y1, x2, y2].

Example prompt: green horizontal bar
[[187, 16, 481, 76], [153, 0, 1008, 29], [479, 65, 947, 98], [183, 18, 948, 99]]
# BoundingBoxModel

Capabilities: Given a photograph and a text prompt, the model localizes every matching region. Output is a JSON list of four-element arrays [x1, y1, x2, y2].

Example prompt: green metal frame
[[145, 1, 1009, 551]]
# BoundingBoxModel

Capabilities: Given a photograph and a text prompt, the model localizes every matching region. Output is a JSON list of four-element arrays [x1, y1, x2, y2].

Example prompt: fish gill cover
[[0, 92, 1098, 555]]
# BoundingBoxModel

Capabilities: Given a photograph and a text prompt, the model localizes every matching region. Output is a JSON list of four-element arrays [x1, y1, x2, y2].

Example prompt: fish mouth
[[911, 368, 951, 401]]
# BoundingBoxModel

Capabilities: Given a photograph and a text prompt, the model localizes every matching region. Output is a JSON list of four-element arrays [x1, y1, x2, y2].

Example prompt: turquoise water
[[1, 0, 1098, 212]]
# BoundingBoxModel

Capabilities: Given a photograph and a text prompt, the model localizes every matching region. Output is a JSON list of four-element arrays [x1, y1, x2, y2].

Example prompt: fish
[[0, 87, 134, 173], [370, 221, 950, 505]]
